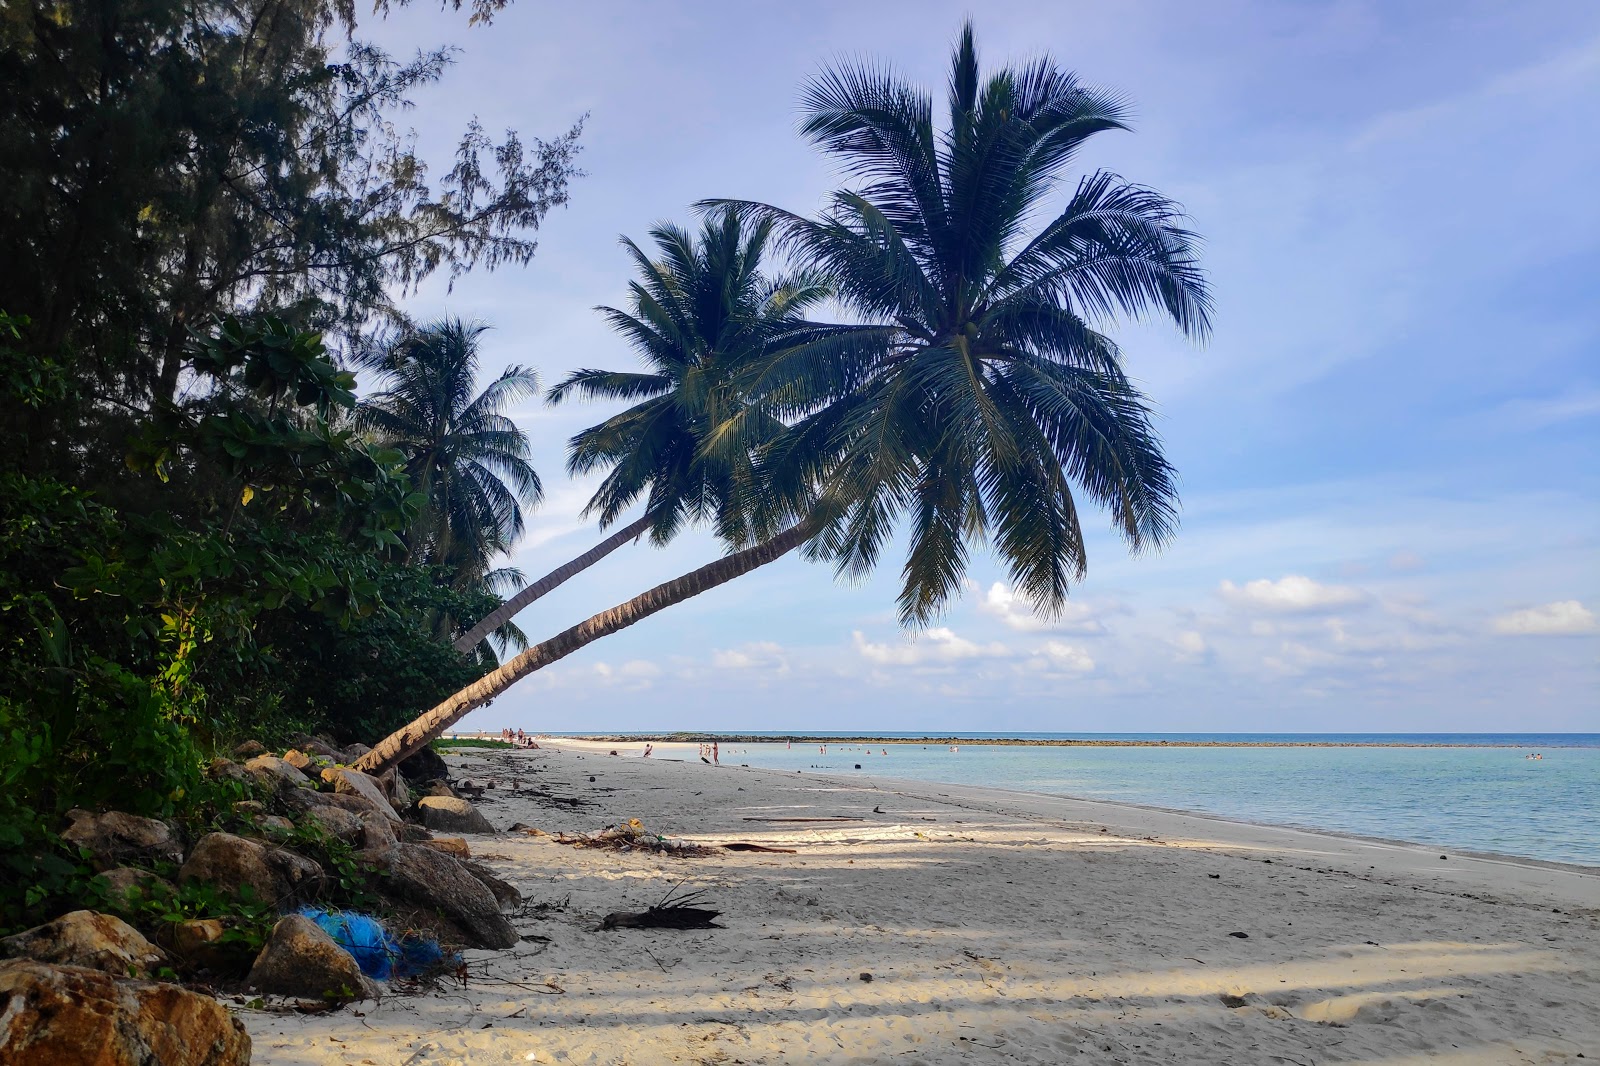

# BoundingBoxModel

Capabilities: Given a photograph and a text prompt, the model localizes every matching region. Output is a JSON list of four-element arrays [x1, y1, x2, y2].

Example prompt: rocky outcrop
[[290, 735, 345, 760], [204, 758, 252, 787], [321, 768, 400, 822], [417, 795, 495, 834], [278, 783, 383, 821], [421, 836, 470, 859], [231, 740, 267, 759], [370, 843, 518, 949], [0, 911, 167, 977], [178, 832, 323, 907], [243, 755, 311, 792], [377, 768, 411, 812], [246, 914, 378, 1001], [343, 742, 373, 762], [60, 810, 183, 872], [0, 959, 250, 1065], [357, 810, 397, 853]]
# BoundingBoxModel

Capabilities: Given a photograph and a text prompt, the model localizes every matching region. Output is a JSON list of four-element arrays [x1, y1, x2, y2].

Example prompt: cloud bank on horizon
[[364, 0, 1599, 733]]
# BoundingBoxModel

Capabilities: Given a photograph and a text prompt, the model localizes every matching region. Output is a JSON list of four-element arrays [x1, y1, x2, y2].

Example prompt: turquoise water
[[655, 734, 1600, 867]]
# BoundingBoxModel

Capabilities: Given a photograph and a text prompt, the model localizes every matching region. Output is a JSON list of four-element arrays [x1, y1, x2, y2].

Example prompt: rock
[[252, 815, 296, 843], [290, 735, 344, 760], [205, 758, 252, 787], [232, 800, 267, 817], [164, 919, 235, 972], [178, 832, 323, 907], [357, 810, 397, 853], [278, 783, 383, 821], [321, 768, 400, 822], [296, 805, 364, 844], [342, 742, 373, 762], [461, 860, 521, 912], [378, 768, 411, 812], [371, 843, 518, 949], [245, 915, 377, 1001], [280, 749, 315, 771], [395, 821, 433, 843], [421, 836, 470, 859], [232, 740, 268, 759], [243, 755, 310, 792], [95, 867, 175, 912], [417, 795, 495, 834], [0, 911, 167, 977], [421, 779, 460, 799], [0, 959, 250, 1065], [60, 810, 183, 873], [398, 745, 449, 786]]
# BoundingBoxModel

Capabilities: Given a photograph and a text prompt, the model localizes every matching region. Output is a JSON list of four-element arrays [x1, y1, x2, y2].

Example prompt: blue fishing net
[[297, 907, 451, 979]]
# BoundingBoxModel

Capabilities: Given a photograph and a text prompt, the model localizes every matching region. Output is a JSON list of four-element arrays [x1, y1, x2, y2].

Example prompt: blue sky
[[362, 1, 1599, 733]]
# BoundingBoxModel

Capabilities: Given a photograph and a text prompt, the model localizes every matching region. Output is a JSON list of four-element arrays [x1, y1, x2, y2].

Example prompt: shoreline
[[489, 731, 1595, 749], [245, 742, 1600, 1065]]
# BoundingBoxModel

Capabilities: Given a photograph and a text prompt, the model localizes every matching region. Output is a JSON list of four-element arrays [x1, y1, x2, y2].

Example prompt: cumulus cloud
[[1171, 630, 1209, 663], [852, 627, 1010, 666], [977, 582, 1104, 633], [1492, 600, 1597, 636], [1218, 575, 1368, 613]]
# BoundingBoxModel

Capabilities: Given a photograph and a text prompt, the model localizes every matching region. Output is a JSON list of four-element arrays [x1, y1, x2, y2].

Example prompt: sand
[[243, 739, 1600, 1065]]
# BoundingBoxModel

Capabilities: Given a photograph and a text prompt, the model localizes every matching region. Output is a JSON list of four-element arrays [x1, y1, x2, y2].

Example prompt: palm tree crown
[[710, 22, 1212, 624], [549, 210, 831, 548], [358, 318, 542, 586]]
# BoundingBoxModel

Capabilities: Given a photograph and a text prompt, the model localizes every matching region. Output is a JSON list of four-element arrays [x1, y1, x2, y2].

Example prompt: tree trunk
[[452, 513, 652, 654], [353, 520, 818, 777]]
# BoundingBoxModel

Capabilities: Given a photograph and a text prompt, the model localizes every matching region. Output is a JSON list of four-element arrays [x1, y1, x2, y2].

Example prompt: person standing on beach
[[712, 741, 720, 764]]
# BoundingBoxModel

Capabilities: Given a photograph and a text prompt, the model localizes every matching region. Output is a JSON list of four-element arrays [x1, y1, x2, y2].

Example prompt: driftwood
[[739, 816, 864, 823], [545, 819, 716, 857], [721, 843, 797, 854], [599, 886, 721, 931]]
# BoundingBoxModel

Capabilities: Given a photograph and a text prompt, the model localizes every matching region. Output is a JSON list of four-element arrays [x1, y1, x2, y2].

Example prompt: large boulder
[[0, 911, 166, 977], [357, 810, 397, 854], [246, 915, 378, 1001], [243, 755, 310, 793], [417, 795, 495, 835], [398, 745, 450, 786], [342, 742, 373, 762], [231, 740, 267, 759], [178, 832, 323, 908], [164, 919, 235, 972], [60, 810, 183, 872], [0, 959, 250, 1065], [204, 758, 252, 788], [321, 768, 400, 822], [290, 735, 345, 760], [461, 860, 521, 913], [370, 843, 518, 949], [278, 783, 383, 821]]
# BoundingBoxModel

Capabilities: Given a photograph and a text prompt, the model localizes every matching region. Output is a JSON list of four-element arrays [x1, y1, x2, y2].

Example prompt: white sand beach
[[244, 740, 1600, 1065]]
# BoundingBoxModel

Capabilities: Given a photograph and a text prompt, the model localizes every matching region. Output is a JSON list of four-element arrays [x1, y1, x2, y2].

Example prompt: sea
[[576, 732, 1600, 867]]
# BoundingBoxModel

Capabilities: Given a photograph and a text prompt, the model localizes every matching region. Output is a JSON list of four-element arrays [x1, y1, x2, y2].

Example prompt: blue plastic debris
[[297, 907, 452, 980]]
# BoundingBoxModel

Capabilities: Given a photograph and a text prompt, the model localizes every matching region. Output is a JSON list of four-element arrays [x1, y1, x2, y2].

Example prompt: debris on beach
[[542, 819, 717, 857], [599, 886, 722, 931], [720, 843, 797, 854]]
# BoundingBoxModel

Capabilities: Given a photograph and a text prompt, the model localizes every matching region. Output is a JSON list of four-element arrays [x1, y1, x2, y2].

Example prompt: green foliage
[[431, 738, 513, 750]]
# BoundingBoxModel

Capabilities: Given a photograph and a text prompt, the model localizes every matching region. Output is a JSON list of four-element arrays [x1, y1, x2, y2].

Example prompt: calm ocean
[[586, 733, 1600, 867]]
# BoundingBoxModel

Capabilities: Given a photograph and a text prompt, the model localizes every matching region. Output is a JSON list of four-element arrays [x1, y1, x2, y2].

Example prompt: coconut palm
[[357, 318, 543, 590], [353, 23, 1209, 775], [450, 210, 831, 652]]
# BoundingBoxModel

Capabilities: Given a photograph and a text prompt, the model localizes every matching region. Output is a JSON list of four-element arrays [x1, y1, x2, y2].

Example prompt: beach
[[244, 740, 1600, 1065]]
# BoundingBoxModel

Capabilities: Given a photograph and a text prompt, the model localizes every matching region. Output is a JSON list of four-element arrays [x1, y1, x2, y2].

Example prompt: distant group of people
[[499, 728, 539, 750], [698, 741, 720, 764]]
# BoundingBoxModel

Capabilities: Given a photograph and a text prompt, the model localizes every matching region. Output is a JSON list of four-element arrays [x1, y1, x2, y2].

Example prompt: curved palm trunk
[[452, 514, 652, 653], [354, 519, 818, 777]]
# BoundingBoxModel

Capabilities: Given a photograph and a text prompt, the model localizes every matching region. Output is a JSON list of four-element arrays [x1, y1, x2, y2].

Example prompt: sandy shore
[[244, 739, 1600, 1065]]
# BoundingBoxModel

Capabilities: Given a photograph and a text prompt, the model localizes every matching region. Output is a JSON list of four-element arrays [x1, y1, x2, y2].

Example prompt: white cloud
[[1218, 575, 1368, 613], [1171, 630, 1209, 663], [977, 582, 1104, 633], [711, 641, 790, 675], [852, 627, 1010, 667], [1034, 641, 1095, 673], [1492, 601, 1598, 636]]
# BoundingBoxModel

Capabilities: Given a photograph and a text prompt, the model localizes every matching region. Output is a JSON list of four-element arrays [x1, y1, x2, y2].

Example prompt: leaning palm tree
[[357, 318, 543, 592], [354, 23, 1209, 776], [450, 210, 830, 652]]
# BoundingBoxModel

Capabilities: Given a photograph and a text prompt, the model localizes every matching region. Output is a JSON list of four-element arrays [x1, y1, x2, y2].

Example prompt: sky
[[358, 1, 1599, 734]]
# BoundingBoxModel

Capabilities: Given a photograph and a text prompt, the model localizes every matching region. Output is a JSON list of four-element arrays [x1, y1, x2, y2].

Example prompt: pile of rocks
[[0, 738, 519, 1065]]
